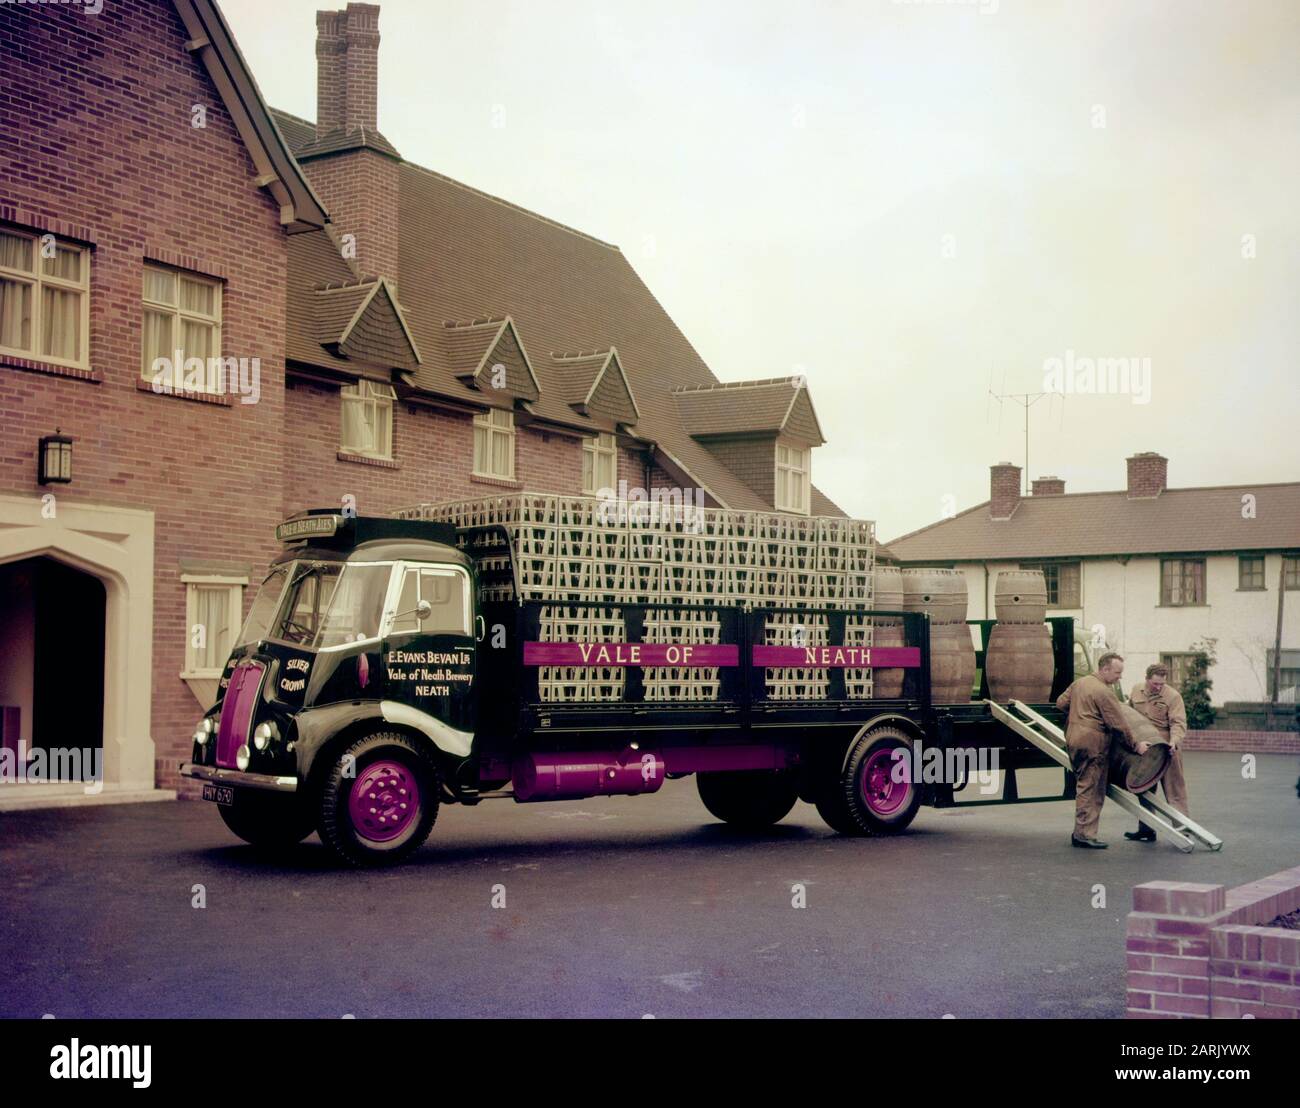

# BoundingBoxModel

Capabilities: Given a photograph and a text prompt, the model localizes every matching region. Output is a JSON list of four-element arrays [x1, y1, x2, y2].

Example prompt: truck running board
[[986, 700, 1223, 853]]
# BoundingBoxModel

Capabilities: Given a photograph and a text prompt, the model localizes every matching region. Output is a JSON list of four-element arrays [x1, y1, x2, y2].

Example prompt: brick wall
[[1127, 865, 1300, 1018], [283, 379, 600, 518], [301, 149, 400, 282], [0, 0, 291, 793], [1182, 730, 1300, 755]]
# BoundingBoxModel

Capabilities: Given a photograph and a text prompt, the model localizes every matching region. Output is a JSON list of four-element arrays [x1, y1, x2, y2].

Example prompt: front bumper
[[180, 762, 298, 794]]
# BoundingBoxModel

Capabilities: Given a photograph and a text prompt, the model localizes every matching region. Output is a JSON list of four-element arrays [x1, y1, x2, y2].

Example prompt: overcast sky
[[219, 0, 1300, 540]]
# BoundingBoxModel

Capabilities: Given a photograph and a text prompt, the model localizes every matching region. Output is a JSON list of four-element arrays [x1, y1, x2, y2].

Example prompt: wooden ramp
[[985, 699, 1223, 853]]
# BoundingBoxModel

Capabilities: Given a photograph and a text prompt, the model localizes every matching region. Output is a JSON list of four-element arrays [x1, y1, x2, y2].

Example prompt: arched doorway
[[0, 557, 106, 783], [0, 494, 163, 808]]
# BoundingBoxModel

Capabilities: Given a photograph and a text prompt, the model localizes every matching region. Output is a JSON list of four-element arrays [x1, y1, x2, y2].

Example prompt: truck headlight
[[253, 721, 279, 751], [193, 718, 214, 746]]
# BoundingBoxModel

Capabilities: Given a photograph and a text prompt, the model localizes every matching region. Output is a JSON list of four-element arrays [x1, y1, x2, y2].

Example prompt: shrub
[[1182, 637, 1217, 730]]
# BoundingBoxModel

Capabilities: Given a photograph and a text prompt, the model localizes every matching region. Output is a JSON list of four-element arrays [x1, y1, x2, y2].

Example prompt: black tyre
[[835, 726, 923, 835], [814, 777, 865, 836], [697, 770, 798, 829], [218, 791, 315, 849], [317, 731, 440, 867]]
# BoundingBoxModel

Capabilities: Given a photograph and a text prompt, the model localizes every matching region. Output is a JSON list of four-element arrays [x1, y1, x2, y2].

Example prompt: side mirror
[[390, 598, 434, 629]]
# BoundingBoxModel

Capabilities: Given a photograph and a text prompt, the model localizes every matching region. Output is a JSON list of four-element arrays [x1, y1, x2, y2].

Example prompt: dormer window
[[775, 441, 810, 514]]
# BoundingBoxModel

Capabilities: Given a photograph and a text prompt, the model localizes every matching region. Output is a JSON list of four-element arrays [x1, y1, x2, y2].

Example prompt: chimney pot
[[989, 461, 1022, 520], [1126, 452, 1168, 498]]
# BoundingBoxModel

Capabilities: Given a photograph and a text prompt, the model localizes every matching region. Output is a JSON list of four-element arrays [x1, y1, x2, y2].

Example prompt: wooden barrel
[[985, 621, 1054, 703], [930, 622, 977, 704], [993, 570, 1049, 624], [870, 623, 906, 698], [901, 568, 968, 625], [1105, 702, 1170, 793], [872, 566, 904, 621], [870, 567, 906, 698]]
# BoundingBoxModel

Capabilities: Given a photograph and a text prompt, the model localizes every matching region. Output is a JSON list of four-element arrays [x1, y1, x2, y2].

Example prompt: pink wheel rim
[[348, 759, 420, 843], [860, 746, 910, 816]]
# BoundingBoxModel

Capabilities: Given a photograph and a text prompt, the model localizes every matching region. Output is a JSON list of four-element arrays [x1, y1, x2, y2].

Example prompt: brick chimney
[[990, 462, 1022, 520], [1126, 452, 1168, 499], [315, 4, 380, 137], [315, 12, 346, 137], [306, 4, 399, 284], [1032, 476, 1065, 496]]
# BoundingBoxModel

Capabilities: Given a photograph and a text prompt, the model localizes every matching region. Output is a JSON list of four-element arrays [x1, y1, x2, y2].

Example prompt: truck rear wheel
[[816, 726, 922, 836], [696, 770, 798, 829], [317, 731, 440, 867], [218, 792, 314, 849]]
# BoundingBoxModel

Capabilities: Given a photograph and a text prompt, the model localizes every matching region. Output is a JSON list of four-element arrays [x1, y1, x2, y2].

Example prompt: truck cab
[[181, 511, 478, 865]]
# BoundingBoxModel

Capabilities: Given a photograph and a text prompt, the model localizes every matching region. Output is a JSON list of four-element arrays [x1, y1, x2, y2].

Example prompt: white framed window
[[341, 379, 396, 458], [182, 576, 245, 678], [473, 407, 516, 479], [141, 263, 222, 392], [0, 226, 90, 368], [582, 431, 617, 494], [775, 440, 811, 514]]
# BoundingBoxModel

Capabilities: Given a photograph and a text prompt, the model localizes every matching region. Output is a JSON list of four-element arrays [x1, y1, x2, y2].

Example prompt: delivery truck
[[180, 505, 1206, 866]]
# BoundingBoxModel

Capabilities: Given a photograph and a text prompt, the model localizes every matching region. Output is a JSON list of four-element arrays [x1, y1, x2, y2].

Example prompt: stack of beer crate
[[397, 495, 876, 703]]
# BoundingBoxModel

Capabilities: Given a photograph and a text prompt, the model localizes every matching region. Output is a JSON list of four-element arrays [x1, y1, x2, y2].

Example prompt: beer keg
[[985, 621, 1054, 703], [1108, 702, 1171, 793], [901, 568, 968, 624], [871, 566, 905, 698], [930, 622, 977, 704], [993, 570, 1049, 624]]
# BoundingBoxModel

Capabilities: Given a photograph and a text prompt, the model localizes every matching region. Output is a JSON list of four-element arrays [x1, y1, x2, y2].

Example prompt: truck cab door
[[382, 563, 477, 734]]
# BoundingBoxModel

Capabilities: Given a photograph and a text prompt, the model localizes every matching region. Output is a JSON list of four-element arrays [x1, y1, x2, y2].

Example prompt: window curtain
[[194, 586, 230, 671], [40, 285, 80, 361], [0, 278, 32, 350]]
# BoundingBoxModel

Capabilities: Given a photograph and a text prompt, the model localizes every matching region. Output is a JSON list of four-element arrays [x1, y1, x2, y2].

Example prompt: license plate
[[202, 783, 234, 806]]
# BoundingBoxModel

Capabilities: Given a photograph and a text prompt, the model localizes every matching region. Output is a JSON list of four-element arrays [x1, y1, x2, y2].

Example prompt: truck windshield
[[236, 564, 290, 648], [271, 562, 393, 649]]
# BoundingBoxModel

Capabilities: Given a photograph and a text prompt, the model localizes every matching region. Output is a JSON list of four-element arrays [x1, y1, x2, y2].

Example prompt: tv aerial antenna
[[987, 369, 1064, 495]]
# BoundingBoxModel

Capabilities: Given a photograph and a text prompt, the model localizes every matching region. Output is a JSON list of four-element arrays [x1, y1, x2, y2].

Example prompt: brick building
[[0, 0, 840, 807], [886, 452, 1300, 709]]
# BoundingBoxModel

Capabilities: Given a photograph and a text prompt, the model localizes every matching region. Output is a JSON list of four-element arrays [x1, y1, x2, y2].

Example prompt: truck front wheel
[[218, 792, 315, 850], [696, 770, 798, 829], [317, 731, 440, 867]]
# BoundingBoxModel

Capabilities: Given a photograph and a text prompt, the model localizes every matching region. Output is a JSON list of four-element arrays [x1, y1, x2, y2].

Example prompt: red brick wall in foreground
[[1127, 866, 1300, 1018]]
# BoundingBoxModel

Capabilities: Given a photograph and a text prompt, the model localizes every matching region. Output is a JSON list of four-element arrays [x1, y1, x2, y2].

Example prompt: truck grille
[[215, 660, 265, 768]]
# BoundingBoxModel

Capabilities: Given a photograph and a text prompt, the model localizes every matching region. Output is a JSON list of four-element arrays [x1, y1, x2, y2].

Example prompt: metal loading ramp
[[985, 699, 1223, 853]]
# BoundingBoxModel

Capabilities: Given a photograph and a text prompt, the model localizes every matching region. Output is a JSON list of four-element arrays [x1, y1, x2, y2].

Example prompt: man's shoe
[[1071, 836, 1108, 849], [1124, 828, 1157, 842]]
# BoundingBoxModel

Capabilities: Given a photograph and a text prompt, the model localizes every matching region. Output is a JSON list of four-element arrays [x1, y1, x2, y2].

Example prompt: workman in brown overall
[[1124, 663, 1189, 842], [1056, 653, 1149, 849]]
